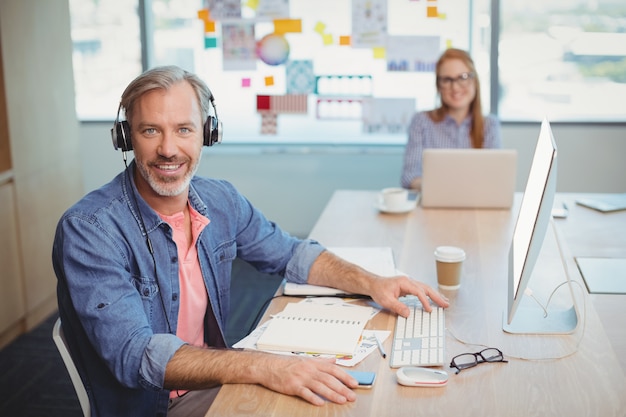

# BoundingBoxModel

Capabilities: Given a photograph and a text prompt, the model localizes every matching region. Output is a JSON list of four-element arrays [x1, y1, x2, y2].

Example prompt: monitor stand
[[503, 304, 578, 334], [503, 220, 581, 335]]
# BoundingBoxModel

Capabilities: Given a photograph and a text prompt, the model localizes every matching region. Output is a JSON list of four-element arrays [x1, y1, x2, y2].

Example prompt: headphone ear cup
[[112, 121, 133, 151], [203, 116, 222, 146]]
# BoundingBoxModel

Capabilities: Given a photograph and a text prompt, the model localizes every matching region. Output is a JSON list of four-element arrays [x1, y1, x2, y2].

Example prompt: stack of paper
[[256, 302, 374, 356]]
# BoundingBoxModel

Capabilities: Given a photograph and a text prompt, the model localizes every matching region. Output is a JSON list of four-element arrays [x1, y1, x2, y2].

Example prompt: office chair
[[52, 318, 91, 417]]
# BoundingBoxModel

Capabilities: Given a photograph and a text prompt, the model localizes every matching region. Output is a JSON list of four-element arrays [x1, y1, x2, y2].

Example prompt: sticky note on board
[[265, 76, 275, 86], [246, 0, 259, 10], [322, 33, 334, 45], [274, 19, 302, 34], [373, 47, 386, 59], [204, 20, 216, 33], [204, 37, 218, 48], [427, 6, 438, 17], [242, 78, 251, 88], [339, 36, 351, 46], [314, 22, 326, 34], [197, 9, 209, 20]]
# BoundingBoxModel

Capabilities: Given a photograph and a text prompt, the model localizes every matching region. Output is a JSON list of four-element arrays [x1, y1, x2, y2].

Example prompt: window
[[152, 0, 205, 70], [70, 0, 142, 120], [70, 0, 485, 144], [498, 0, 626, 122], [69, 0, 626, 128]]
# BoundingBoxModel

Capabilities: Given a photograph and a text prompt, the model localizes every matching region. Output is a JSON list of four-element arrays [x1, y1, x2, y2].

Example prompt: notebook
[[420, 149, 517, 209], [283, 246, 396, 296], [255, 302, 374, 356]]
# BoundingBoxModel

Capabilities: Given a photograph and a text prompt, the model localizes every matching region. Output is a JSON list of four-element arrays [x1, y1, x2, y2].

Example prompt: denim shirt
[[52, 162, 324, 417]]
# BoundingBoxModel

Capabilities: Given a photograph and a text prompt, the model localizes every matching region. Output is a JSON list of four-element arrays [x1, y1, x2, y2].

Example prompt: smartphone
[[346, 370, 376, 388]]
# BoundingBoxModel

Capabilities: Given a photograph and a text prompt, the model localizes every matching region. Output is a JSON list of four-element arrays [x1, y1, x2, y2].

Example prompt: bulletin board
[[193, 0, 471, 145]]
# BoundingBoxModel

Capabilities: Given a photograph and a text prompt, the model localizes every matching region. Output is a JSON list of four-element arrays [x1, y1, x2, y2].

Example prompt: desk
[[207, 191, 626, 417], [552, 193, 626, 374]]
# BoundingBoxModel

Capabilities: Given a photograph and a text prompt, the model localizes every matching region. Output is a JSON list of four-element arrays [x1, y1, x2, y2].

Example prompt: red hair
[[429, 48, 485, 148]]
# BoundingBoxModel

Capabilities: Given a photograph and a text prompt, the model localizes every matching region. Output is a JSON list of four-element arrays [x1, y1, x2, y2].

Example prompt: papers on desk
[[576, 257, 626, 294], [234, 298, 390, 367], [283, 246, 396, 296]]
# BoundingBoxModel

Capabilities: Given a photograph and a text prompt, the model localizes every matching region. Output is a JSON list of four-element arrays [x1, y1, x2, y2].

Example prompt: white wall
[[0, 0, 83, 340], [80, 122, 626, 237]]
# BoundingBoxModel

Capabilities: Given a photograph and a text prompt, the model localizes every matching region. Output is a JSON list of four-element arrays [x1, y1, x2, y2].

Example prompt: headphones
[[111, 90, 223, 152]]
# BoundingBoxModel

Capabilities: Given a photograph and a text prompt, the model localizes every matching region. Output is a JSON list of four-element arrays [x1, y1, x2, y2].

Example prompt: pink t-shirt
[[159, 204, 209, 399]]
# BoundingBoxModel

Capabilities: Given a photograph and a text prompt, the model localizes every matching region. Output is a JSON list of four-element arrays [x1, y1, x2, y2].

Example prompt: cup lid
[[434, 246, 466, 262]]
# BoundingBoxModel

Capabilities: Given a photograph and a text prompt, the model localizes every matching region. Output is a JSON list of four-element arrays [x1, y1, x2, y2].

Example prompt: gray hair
[[120, 65, 213, 126]]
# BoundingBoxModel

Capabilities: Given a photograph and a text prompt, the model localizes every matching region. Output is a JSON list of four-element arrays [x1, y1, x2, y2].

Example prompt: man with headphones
[[52, 66, 448, 417]]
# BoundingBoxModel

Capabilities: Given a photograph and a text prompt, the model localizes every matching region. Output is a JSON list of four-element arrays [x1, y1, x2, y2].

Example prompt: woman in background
[[400, 48, 502, 191]]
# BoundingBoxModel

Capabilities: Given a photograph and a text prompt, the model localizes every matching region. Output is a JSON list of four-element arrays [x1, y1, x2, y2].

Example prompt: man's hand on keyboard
[[369, 274, 449, 318], [307, 250, 449, 318]]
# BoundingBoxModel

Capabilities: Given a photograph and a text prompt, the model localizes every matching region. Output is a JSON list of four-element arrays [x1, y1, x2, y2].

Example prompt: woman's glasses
[[449, 347, 508, 374], [437, 72, 475, 89]]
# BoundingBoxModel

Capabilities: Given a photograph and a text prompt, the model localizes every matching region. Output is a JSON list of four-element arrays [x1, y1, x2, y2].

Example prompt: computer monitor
[[503, 119, 579, 334]]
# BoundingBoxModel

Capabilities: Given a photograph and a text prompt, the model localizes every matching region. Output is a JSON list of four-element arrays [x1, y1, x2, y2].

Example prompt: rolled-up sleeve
[[284, 239, 326, 284], [139, 334, 186, 390]]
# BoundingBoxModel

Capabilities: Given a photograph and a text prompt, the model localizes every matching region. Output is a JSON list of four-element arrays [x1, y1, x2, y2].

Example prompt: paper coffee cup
[[434, 246, 466, 290], [381, 187, 408, 210]]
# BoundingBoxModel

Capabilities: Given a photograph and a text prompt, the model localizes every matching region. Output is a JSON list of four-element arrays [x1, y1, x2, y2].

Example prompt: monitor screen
[[503, 119, 578, 334]]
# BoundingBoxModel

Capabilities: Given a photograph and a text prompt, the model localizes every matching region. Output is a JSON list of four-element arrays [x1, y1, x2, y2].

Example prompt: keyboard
[[389, 296, 445, 368]]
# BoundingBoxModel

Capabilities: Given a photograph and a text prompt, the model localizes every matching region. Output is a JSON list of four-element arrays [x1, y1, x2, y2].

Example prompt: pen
[[375, 334, 387, 358]]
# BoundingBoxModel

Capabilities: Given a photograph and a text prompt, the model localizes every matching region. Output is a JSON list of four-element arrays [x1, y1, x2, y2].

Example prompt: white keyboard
[[389, 296, 445, 368]]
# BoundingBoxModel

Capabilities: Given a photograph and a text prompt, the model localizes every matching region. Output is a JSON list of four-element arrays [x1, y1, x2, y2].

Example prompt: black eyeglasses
[[449, 347, 508, 374], [437, 72, 475, 89]]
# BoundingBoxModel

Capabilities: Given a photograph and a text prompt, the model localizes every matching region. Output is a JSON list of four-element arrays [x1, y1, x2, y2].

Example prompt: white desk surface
[[206, 191, 626, 417]]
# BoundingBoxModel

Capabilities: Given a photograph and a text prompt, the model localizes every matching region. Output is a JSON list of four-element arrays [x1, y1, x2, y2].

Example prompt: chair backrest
[[52, 317, 91, 417]]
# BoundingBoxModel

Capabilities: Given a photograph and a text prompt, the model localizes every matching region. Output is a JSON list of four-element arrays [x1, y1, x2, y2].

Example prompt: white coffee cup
[[434, 246, 466, 290], [381, 187, 409, 210]]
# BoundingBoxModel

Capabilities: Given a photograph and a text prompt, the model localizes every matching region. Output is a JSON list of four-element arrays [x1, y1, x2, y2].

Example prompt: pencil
[[375, 333, 387, 358]]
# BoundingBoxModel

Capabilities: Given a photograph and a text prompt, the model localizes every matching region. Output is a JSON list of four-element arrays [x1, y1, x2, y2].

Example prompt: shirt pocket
[[131, 274, 159, 300], [212, 240, 236, 298], [214, 240, 236, 265]]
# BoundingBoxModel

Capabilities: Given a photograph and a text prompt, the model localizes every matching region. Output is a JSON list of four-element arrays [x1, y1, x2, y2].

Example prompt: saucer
[[377, 199, 416, 214]]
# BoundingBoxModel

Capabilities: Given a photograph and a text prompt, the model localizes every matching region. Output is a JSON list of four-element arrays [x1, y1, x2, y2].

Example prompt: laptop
[[420, 149, 517, 209]]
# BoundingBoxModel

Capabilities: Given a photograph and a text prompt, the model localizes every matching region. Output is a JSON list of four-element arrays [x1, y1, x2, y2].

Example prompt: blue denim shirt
[[52, 162, 324, 417]]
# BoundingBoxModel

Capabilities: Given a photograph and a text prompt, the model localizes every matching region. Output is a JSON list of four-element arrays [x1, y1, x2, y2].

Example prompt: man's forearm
[[306, 250, 377, 296], [163, 345, 268, 390]]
